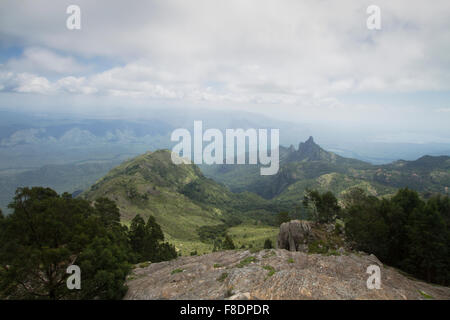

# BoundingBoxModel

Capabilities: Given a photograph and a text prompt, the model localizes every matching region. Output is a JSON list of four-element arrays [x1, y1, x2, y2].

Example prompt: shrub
[[263, 265, 276, 277], [222, 234, 236, 250], [217, 272, 228, 282], [171, 268, 183, 275], [237, 256, 258, 268], [138, 262, 150, 268], [264, 239, 273, 249], [308, 240, 329, 254]]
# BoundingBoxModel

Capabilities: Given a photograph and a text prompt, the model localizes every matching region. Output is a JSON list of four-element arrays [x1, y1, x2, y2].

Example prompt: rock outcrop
[[124, 249, 450, 300], [277, 220, 312, 252]]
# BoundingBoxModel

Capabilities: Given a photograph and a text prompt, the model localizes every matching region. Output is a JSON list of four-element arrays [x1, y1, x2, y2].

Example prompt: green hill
[[81, 150, 275, 254]]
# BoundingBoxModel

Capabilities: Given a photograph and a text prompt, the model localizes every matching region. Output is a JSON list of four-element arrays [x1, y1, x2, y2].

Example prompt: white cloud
[[56, 76, 97, 94], [5, 47, 88, 75], [0, 72, 55, 94], [0, 0, 449, 131]]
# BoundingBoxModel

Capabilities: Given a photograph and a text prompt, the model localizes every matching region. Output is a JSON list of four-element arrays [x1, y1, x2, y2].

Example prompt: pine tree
[[94, 197, 121, 228], [222, 234, 235, 250], [128, 214, 177, 263], [0, 187, 131, 299]]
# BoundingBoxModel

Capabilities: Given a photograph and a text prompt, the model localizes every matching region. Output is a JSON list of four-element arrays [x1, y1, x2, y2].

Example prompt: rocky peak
[[286, 136, 332, 162], [298, 136, 319, 152]]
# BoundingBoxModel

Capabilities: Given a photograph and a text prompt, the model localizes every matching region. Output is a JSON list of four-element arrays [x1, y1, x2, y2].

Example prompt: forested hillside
[[81, 150, 282, 255], [202, 137, 450, 209]]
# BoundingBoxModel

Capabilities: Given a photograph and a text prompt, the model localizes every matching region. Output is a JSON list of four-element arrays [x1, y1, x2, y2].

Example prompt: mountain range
[[78, 137, 450, 254], [202, 136, 450, 208]]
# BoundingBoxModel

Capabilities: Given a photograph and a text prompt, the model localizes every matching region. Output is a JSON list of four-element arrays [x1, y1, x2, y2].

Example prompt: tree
[[222, 234, 235, 250], [0, 187, 131, 299], [264, 239, 273, 249], [342, 188, 367, 209], [128, 214, 177, 263], [344, 196, 390, 259], [406, 204, 447, 283], [157, 242, 178, 261], [129, 214, 147, 260], [145, 215, 164, 243], [344, 188, 450, 286], [386, 188, 424, 264], [212, 239, 223, 252], [392, 188, 423, 216], [77, 236, 131, 299], [277, 212, 290, 226], [303, 189, 340, 223], [94, 197, 121, 228]]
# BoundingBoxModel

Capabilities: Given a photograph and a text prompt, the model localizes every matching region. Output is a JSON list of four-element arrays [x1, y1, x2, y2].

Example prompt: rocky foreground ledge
[[124, 249, 450, 300]]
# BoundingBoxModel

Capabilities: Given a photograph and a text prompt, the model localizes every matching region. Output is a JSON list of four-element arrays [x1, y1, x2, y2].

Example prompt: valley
[[78, 137, 449, 256]]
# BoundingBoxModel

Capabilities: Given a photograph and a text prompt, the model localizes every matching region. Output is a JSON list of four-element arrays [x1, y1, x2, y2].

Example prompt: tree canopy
[[303, 189, 340, 223], [128, 214, 177, 263], [0, 187, 177, 299], [343, 188, 449, 285]]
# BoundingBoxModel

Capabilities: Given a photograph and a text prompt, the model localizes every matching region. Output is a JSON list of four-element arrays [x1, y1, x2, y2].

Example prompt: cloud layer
[[0, 0, 449, 135]]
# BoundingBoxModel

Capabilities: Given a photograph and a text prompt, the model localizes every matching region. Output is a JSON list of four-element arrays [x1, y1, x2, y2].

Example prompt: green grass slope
[[83, 151, 225, 239], [81, 150, 273, 254]]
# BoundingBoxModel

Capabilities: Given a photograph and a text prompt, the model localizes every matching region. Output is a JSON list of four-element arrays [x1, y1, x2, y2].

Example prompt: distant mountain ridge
[[287, 136, 335, 162], [202, 137, 450, 206], [0, 160, 122, 212]]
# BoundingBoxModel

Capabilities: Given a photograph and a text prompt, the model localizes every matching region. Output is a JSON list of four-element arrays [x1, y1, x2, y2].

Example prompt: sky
[[0, 0, 449, 143]]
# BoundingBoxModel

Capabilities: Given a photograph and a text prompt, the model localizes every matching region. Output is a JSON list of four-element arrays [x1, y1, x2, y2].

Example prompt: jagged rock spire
[[286, 136, 331, 162], [298, 136, 319, 154]]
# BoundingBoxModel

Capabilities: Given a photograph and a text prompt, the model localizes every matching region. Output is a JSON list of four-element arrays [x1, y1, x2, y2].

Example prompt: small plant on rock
[[171, 268, 183, 275]]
